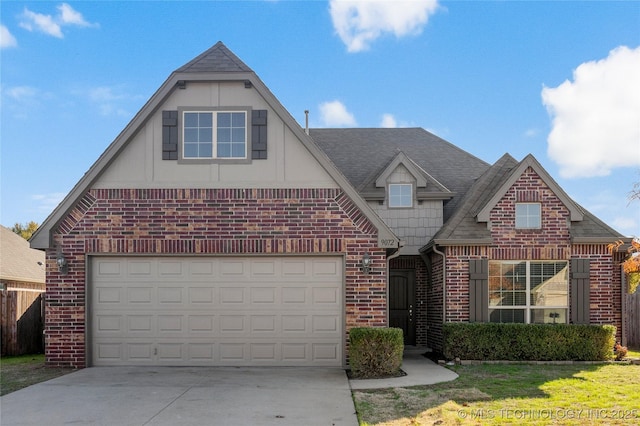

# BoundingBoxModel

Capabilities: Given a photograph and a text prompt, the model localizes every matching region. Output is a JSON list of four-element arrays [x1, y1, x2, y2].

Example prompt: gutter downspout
[[432, 244, 446, 324]]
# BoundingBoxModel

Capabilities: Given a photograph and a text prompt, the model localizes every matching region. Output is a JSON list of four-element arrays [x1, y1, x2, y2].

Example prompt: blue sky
[[1, 1, 639, 237]]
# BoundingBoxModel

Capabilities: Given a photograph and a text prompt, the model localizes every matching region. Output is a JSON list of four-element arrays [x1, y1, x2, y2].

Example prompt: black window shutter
[[251, 110, 267, 159], [570, 258, 590, 324], [469, 259, 489, 322], [162, 111, 178, 160]]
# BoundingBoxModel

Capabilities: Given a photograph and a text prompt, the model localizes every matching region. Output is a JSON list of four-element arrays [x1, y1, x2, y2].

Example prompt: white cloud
[[20, 8, 63, 38], [329, 0, 439, 52], [32, 193, 66, 213], [2, 85, 47, 118], [1, 24, 18, 48], [523, 128, 538, 138], [380, 113, 415, 128], [19, 3, 97, 39], [380, 113, 397, 128], [5, 85, 39, 101], [88, 86, 128, 102], [319, 100, 357, 127], [542, 45, 640, 178], [58, 3, 95, 27], [613, 216, 638, 237], [76, 85, 142, 117]]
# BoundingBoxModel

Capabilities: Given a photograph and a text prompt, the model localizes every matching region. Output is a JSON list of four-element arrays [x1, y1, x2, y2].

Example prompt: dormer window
[[388, 184, 413, 208], [515, 203, 541, 229]]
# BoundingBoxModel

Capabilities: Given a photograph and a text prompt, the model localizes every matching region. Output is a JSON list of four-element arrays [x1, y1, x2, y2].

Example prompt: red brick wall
[[426, 253, 444, 351], [428, 168, 623, 350], [45, 188, 386, 368]]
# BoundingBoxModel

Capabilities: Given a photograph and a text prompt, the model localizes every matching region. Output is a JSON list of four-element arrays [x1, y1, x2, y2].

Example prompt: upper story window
[[388, 184, 413, 208], [183, 111, 247, 159], [515, 203, 541, 229]]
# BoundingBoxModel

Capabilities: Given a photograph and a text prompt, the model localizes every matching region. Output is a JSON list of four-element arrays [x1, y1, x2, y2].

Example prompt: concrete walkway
[[349, 351, 459, 390]]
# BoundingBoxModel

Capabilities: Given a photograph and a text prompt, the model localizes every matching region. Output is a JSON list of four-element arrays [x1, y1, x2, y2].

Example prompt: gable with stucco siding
[[32, 42, 398, 368]]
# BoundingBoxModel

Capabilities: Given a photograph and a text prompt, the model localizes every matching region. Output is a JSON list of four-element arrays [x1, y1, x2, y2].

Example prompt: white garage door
[[90, 256, 343, 366]]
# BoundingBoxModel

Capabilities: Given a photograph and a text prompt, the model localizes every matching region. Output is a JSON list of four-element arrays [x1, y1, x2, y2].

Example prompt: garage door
[[90, 256, 343, 366]]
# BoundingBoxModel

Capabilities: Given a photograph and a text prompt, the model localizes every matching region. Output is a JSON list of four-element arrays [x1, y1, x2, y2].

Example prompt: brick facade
[[45, 188, 386, 368], [425, 168, 623, 352]]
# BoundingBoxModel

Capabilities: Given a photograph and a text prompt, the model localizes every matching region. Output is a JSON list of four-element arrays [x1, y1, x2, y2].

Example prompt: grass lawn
[[353, 361, 640, 425], [0, 354, 74, 396]]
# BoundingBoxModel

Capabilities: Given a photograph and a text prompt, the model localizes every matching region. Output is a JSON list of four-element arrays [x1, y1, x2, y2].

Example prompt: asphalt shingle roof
[[176, 41, 253, 73], [0, 226, 45, 283], [310, 130, 623, 245], [432, 153, 518, 242], [309, 128, 490, 222]]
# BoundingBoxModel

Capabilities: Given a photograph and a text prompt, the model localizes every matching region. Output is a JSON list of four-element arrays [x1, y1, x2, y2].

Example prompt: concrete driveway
[[0, 366, 358, 426]]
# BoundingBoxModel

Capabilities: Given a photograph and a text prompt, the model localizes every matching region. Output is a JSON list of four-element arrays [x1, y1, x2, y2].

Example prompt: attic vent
[[516, 190, 539, 202]]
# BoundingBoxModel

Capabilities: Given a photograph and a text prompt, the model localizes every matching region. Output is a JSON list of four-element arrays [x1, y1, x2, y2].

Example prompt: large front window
[[489, 261, 568, 324], [183, 111, 246, 159]]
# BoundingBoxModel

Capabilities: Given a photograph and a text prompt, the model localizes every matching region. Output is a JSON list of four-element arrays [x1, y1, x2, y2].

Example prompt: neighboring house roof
[[0, 226, 45, 284], [310, 128, 490, 221], [30, 42, 399, 250], [425, 153, 624, 248]]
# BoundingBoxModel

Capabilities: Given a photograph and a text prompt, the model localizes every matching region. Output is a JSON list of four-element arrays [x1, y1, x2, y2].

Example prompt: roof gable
[[425, 153, 623, 248], [374, 151, 450, 193], [30, 43, 399, 250], [476, 154, 583, 223]]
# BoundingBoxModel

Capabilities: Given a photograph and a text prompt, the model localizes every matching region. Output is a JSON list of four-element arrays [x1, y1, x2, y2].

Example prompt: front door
[[389, 269, 416, 345]]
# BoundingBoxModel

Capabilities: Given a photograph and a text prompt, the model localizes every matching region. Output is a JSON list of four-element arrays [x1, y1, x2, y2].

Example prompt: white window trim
[[488, 260, 568, 324], [181, 109, 248, 161], [388, 183, 413, 208], [515, 202, 541, 229]]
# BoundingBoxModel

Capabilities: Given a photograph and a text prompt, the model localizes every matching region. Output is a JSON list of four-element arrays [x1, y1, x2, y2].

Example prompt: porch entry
[[389, 269, 416, 345]]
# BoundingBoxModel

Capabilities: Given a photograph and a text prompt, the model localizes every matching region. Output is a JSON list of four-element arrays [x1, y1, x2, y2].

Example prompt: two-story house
[[31, 42, 627, 368]]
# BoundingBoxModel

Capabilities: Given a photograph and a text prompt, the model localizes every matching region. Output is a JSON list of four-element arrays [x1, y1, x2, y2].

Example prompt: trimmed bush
[[349, 327, 404, 378], [442, 323, 616, 361]]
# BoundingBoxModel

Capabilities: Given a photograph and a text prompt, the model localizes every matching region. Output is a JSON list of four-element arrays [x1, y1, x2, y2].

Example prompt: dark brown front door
[[389, 269, 416, 345]]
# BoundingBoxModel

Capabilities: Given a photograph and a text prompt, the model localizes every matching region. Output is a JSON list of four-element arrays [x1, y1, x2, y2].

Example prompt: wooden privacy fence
[[626, 290, 640, 348], [1, 290, 44, 356]]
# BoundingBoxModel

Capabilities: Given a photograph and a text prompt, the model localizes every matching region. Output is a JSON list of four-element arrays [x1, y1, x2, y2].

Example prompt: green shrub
[[442, 323, 616, 361], [349, 327, 403, 378]]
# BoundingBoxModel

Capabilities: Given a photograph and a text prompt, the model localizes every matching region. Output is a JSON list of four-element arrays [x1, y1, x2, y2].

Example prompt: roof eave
[[571, 236, 631, 245], [420, 238, 494, 252]]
